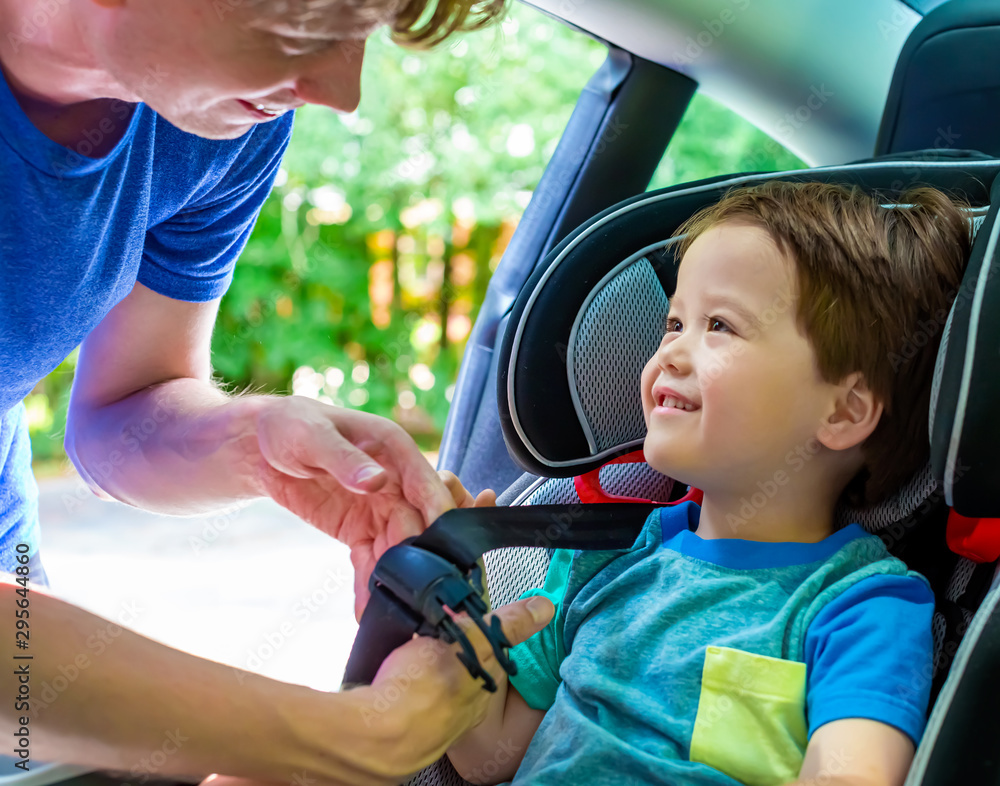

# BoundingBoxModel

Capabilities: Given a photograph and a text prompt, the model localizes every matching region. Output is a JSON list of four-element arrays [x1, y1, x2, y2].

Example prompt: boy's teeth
[[664, 396, 696, 411]]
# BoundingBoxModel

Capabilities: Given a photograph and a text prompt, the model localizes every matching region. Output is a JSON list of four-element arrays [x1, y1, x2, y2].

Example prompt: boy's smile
[[640, 221, 869, 541]]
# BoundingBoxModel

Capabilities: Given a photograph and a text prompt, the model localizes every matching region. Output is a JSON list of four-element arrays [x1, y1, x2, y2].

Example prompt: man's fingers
[[330, 408, 455, 522], [299, 425, 389, 493]]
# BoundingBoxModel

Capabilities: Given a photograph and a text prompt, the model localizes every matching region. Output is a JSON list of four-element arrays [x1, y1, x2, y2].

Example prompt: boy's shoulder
[[813, 523, 929, 596]]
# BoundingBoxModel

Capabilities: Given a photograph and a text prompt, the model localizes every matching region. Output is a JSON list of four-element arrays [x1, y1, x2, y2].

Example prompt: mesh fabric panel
[[946, 557, 978, 604], [401, 758, 467, 786], [834, 463, 937, 533], [971, 212, 988, 239], [571, 257, 670, 452]]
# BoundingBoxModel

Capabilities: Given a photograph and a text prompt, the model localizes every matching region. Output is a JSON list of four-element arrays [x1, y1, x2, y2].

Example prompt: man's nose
[[295, 39, 366, 112]]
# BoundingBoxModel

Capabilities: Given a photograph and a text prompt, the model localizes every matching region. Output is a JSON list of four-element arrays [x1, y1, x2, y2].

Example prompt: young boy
[[444, 180, 972, 786]]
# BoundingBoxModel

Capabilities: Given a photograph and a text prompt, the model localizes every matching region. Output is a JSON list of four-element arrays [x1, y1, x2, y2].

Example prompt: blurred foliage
[[650, 93, 805, 189], [28, 3, 805, 468]]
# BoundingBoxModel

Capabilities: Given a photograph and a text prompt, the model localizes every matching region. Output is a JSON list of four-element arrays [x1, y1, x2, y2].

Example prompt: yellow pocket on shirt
[[689, 646, 808, 786]]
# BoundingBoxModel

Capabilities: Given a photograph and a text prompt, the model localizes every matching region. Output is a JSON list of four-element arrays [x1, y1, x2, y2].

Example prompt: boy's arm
[[438, 471, 558, 783], [447, 674, 544, 785], [787, 718, 915, 786]]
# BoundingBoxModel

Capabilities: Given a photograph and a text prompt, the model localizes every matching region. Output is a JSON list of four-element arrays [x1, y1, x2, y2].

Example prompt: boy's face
[[640, 222, 835, 495], [93, 0, 387, 139]]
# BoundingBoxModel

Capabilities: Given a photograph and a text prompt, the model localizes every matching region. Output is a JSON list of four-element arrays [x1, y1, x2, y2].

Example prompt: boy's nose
[[294, 39, 366, 113], [656, 334, 692, 374]]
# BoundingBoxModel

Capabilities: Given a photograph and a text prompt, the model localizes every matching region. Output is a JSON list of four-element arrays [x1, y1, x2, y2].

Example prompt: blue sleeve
[[138, 114, 293, 302], [804, 573, 935, 745], [508, 549, 574, 711]]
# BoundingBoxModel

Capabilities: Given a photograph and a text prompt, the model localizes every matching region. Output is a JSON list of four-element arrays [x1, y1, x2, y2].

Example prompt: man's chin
[[158, 111, 255, 140]]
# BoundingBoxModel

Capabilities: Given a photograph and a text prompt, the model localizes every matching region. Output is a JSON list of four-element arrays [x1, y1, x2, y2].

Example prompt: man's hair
[[672, 180, 972, 507], [392, 0, 506, 46], [251, 0, 507, 48]]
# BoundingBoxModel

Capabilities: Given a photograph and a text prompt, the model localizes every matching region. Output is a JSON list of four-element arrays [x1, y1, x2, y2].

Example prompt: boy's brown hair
[[673, 180, 972, 507]]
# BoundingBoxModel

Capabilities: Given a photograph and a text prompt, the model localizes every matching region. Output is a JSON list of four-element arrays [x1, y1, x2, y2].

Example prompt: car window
[[648, 93, 806, 190]]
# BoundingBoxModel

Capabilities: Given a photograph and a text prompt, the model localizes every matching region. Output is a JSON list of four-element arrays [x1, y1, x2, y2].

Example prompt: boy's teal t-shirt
[[509, 502, 935, 786]]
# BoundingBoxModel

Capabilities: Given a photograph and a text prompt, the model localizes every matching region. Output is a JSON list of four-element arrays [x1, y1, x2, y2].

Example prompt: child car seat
[[366, 153, 1000, 786]]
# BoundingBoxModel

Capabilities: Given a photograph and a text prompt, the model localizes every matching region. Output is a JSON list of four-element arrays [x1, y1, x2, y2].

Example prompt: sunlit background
[[29, 4, 804, 692]]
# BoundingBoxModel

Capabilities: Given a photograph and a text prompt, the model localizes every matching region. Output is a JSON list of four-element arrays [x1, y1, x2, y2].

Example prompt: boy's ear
[[816, 372, 883, 451]]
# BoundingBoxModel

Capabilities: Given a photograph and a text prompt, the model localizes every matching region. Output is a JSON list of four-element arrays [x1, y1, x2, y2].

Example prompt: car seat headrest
[[498, 157, 1000, 530], [877, 0, 1000, 158], [930, 172, 1000, 517]]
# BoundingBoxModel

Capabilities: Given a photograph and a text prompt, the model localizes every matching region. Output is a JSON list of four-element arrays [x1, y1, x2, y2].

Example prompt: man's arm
[[787, 718, 915, 786], [66, 280, 449, 514], [2, 579, 554, 784], [65, 281, 456, 616]]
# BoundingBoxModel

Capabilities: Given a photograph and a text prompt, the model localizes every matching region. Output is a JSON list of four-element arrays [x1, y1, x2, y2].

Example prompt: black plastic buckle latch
[[370, 543, 517, 692]]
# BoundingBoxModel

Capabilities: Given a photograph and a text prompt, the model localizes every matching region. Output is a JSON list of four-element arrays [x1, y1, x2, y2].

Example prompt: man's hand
[[252, 396, 457, 619], [68, 281, 487, 620], [368, 594, 554, 780]]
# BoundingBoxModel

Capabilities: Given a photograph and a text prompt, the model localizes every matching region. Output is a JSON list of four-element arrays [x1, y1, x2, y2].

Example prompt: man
[[0, 0, 553, 781]]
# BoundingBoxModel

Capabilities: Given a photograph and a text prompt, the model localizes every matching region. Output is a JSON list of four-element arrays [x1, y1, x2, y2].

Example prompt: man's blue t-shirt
[[0, 69, 293, 569]]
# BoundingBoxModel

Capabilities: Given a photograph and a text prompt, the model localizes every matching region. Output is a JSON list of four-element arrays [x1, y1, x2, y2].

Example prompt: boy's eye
[[709, 317, 731, 333], [664, 316, 682, 333], [663, 316, 732, 334]]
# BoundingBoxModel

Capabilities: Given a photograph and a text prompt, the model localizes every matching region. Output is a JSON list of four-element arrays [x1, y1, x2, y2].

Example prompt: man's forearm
[[1, 581, 407, 785], [65, 378, 269, 515]]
